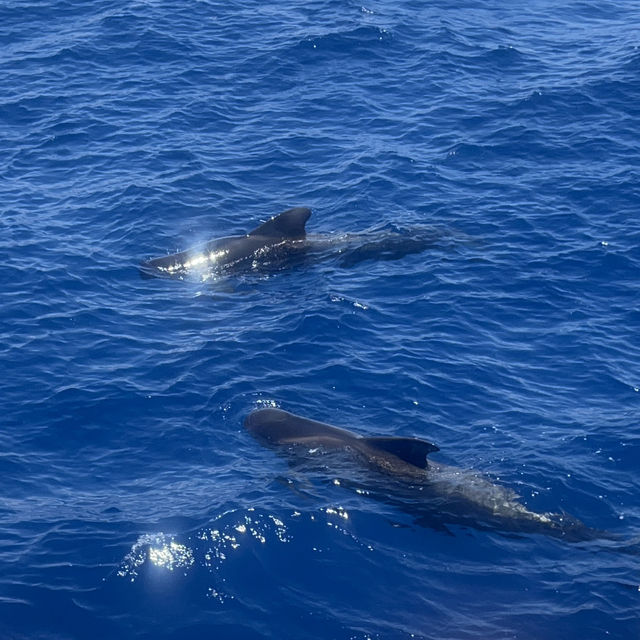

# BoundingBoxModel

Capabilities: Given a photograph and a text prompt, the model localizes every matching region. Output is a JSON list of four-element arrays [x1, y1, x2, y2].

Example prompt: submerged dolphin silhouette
[[141, 206, 445, 280], [245, 408, 610, 543]]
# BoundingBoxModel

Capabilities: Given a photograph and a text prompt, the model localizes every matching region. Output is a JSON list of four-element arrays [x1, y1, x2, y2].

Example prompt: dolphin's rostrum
[[245, 407, 611, 543]]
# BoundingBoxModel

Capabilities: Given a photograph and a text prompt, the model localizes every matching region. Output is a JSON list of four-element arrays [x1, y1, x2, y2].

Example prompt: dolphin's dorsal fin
[[248, 207, 311, 239], [363, 436, 439, 469]]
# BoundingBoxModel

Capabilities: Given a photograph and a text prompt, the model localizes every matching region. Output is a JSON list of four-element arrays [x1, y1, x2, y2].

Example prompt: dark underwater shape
[[140, 207, 446, 280], [245, 408, 614, 544]]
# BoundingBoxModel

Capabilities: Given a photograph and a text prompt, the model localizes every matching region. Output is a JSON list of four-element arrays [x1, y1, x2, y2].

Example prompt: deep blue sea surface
[[2, 0, 639, 638]]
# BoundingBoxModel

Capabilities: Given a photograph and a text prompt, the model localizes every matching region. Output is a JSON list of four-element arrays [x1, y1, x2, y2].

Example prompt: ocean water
[[1, 0, 639, 638]]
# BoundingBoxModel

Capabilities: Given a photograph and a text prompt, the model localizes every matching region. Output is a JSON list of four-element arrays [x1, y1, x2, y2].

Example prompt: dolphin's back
[[140, 207, 312, 279]]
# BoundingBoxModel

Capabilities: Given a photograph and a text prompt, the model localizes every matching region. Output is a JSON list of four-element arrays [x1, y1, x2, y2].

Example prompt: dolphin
[[140, 206, 446, 281], [244, 408, 612, 543]]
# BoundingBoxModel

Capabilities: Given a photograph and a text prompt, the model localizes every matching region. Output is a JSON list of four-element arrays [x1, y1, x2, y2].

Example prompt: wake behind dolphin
[[140, 206, 446, 281], [245, 408, 615, 544]]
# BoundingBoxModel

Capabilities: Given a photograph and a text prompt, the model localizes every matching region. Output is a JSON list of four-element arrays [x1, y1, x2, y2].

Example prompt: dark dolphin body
[[245, 408, 613, 543], [141, 207, 312, 280], [141, 207, 446, 280]]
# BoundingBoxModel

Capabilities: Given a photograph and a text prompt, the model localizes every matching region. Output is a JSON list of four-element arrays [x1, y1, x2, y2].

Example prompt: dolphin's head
[[244, 407, 345, 448], [244, 408, 293, 444]]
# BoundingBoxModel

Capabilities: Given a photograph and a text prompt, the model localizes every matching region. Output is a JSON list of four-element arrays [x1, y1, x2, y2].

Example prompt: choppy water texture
[[1, 1, 640, 638]]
